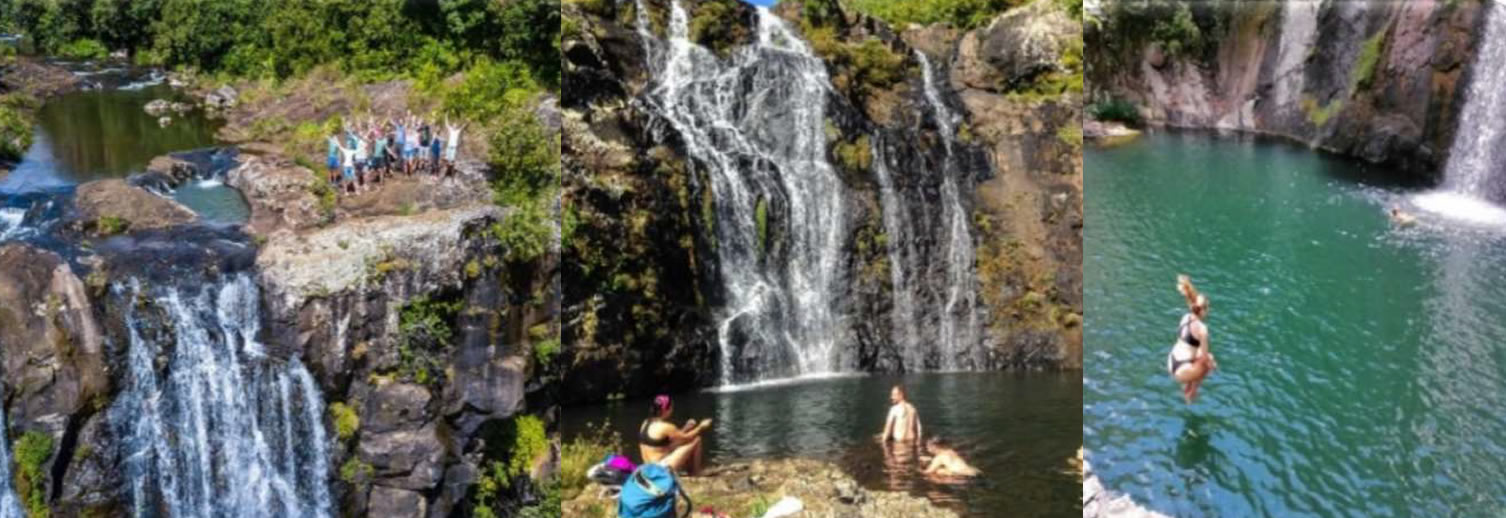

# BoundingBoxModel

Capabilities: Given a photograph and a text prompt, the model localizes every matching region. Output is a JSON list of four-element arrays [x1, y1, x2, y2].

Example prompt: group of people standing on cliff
[[326, 112, 466, 194]]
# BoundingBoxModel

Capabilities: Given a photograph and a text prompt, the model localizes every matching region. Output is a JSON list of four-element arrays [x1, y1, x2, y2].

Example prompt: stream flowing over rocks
[[561, 0, 1081, 403]]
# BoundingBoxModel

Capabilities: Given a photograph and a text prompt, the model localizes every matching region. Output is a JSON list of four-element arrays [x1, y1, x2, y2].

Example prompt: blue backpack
[[617, 464, 691, 518]]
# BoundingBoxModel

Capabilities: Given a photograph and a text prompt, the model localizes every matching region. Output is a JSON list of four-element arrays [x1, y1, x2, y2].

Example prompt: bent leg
[[657, 437, 702, 475]]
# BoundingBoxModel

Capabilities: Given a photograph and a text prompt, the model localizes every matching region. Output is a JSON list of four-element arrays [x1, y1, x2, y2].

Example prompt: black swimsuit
[[1168, 315, 1202, 375], [639, 418, 671, 448]]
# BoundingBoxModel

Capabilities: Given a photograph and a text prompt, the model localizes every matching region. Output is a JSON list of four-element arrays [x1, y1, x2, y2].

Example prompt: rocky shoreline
[[1081, 457, 1168, 518], [564, 457, 958, 518]]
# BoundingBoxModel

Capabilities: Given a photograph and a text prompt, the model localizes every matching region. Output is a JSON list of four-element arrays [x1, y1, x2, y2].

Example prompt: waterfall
[[871, 139, 921, 363], [1271, 0, 1319, 111], [0, 399, 21, 518], [915, 51, 982, 370], [638, 1, 846, 384], [111, 274, 332, 518], [1441, 0, 1506, 202]]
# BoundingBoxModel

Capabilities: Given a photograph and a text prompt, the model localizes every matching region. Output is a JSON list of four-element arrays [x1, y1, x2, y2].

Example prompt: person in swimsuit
[[335, 139, 359, 195], [639, 395, 712, 476], [1390, 206, 1417, 227], [326, 134, 341, 185], [1167, 274, 1217, 404], [429, 134, 443, 176], [878, 385, 923, 443], [443, 116, 465, 177], [404, 114, 420, 176], [921, 437, 980, 478]]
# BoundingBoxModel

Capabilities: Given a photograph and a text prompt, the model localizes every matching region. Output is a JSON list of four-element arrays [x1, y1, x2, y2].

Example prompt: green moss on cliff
[[1350, 29, 1385, 93], [754, 197, 769, 253], [1302, 96, 1344, 127], [13, 431, 52, 518], [833, 135, 872, 172], [689, 0, 748, 56], [329, 401, 360, 441], [473, 415, 550, 517]]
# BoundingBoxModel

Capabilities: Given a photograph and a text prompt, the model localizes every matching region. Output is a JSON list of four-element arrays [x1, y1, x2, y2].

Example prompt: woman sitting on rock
[[1167, 274, 1217, 404], [639, 394, 713, 476]]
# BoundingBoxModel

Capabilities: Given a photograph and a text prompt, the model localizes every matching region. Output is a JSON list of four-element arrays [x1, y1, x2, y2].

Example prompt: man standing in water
[[878, 385, 923, 443]]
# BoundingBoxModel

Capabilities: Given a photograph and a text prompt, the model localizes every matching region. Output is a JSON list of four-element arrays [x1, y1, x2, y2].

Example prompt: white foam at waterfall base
[[1411, 191, 1506, 227], [0, 208, 27, 241], [1441, 0, 1506, 198], [112, 275, 331, 518]]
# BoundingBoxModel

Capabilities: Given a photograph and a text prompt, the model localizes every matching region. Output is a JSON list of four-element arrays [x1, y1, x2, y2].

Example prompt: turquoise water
[[563, 372, 1082, 517], [1084, 131, 1506, 516]]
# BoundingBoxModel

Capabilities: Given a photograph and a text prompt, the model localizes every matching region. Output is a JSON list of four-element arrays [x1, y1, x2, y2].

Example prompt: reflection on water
[[562, 372, 1080, 517], [1086, 131, 1506, 516]]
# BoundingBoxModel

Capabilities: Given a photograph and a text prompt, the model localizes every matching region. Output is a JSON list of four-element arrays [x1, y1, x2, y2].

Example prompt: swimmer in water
[[1167, 274, 1217, 404], [921, 437, 980, 478], [1390, 206, 1417, 226]]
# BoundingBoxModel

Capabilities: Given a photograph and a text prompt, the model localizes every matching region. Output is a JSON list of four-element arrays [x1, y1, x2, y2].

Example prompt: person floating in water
[[1390, 206, 1417, 227], [1167, 274, 1217, 404], [638, 395, 713, 476], [921, 437, 980, 478], [878, 385, 923, 443]]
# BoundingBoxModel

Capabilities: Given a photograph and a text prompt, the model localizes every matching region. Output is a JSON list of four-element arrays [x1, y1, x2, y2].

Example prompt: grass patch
[[1350, 30, 1386, 93], [340, 457, 373, 484], [561, 422, 619, 500], [329, 401, 360, 441], [1056, 123, 1082, 150], [96, 216, 129, 236], [14, 431, 52, 518]]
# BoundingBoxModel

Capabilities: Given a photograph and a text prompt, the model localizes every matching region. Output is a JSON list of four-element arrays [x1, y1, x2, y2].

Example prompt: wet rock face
[[71, 179, 198, 234], [0, 244, 109, 434], [1093, 0, 1480, 178], [954, 0, 1081, 92]]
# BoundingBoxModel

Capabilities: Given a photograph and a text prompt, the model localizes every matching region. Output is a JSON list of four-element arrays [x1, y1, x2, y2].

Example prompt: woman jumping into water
[[1167, 274, 1217, 404]]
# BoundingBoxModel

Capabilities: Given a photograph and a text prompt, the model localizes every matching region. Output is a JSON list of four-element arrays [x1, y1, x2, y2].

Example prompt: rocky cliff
[[561, 0, 1081, 403], [1088, 0, 1481, 178], [0, 143, 556, 516]]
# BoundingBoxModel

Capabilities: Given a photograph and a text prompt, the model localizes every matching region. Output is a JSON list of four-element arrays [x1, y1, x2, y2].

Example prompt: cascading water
[[1272, 0, 1319, 111], [111, 274, 332, 518], [870, 139, 921, 363], [915, 51, 982, 370], [636, 0, 847, 384], [0, 398, 22, 518], [1414, 0, 1506, 223]]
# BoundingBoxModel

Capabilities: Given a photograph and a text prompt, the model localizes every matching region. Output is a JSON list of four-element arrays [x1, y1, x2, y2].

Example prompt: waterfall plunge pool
[[562, 371, 1082, 517], [1085, 130, 1506, 515]]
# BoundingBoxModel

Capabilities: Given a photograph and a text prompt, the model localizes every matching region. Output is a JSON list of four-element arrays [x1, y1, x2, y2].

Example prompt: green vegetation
[[488, 106, 560, 264], [0, 104, 33, 161], [1302, 96, 1343, 127], [397, 294, 463, 384], [560, 422, 618, 500], [754, 197, 769, 253], [96, 215, 129, 236], [804, 25, 906, 98], [1350, 30, 1386, 93], [339, 457, 373, 485], [59, 38, 107, 60], [833, 135, 872, 172], [13, 431, 52, 518], [1088, 98, 1140, 125], [533, 337, 560, 369], [473, 415, 550, 518], [849, 0, 1025, 30], [1010, 35, 1082, 100], [0, 0, 560, 88], [329, 401, 360, 441], [1091, 0, 1224, 61], [1057, 122, 1082, 150], [689, 0, 746, 55]]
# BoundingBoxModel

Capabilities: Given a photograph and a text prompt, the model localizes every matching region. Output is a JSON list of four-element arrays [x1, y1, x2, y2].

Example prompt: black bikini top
[[1179, 315, 1202, 347], [639, 418, 671, 448]]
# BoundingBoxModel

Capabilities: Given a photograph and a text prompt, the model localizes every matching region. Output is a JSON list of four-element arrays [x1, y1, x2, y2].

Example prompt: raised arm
[[1176, 274, 1199, 310]]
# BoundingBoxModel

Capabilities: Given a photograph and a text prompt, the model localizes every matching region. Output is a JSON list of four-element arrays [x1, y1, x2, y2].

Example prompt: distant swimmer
[[1390, 206, 1417, 226], [1167, 275, 1217, 404], [921, 437, 980, 478]]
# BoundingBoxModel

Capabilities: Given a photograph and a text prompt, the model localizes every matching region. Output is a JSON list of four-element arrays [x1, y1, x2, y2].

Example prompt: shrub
[[58, 38, 107, 60], [0, 104, 32, 161], [397, 294, 463, 383], [560, 422, 618, 500], [473, 415, 551, 517], [1088, 98, 1140, 125], [14, 431, 52, 518], [329, 401, 359, 441]]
